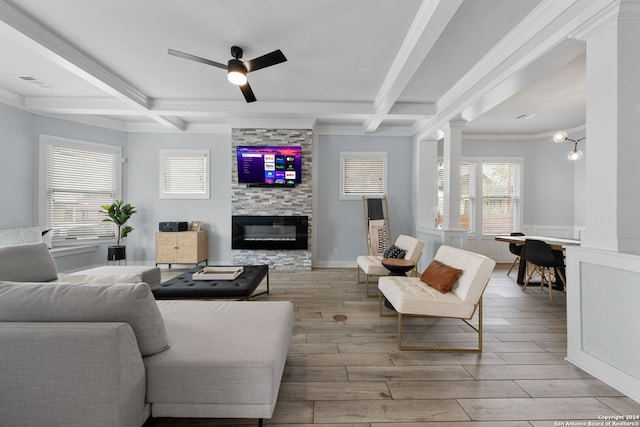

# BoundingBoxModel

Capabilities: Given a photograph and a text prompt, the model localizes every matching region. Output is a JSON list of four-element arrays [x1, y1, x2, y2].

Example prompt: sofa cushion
[[145, 300, 294, 419], [72, 266, 162, 288], [0, 242, 58, 282], [420, 259, 463, 293], [0, 227, 43, 247], [58, 273, 143, 284], [0, 281, 169, 356]]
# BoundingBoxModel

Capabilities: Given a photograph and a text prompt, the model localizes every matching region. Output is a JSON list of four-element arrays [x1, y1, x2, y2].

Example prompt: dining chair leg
[[523, 266, 536, 292], [507, 256, 519, 277]]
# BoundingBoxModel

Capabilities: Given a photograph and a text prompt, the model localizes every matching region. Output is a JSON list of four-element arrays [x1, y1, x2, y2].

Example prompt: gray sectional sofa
[[0, 243, 293, 427]]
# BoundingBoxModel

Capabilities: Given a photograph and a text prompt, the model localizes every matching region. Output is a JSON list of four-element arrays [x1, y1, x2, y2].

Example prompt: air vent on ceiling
[[515, 113, 536, 120], [15, 75, 57, 90]]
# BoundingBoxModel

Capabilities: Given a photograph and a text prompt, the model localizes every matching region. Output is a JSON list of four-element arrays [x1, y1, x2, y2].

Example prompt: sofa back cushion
[[0, 242, 58, 282], [433, 245, 496, 304], [0, 281, 169, 356]]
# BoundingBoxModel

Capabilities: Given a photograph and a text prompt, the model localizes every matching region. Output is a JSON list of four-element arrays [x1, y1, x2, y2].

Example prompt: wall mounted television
[[236, 146, 302, 186]]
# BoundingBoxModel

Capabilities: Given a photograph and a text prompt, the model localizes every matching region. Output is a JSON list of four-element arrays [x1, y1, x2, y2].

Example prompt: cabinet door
[[156, 232, 177, 263], [176, 232, 198, 263]]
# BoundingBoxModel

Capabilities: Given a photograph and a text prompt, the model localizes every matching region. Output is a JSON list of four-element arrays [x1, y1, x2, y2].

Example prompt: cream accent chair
[[378, 245, 496, 352], [357, 235, 425, 297]]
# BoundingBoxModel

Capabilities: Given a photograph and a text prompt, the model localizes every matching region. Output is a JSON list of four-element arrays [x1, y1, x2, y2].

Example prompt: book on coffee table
[[192, 266, 244, 281]]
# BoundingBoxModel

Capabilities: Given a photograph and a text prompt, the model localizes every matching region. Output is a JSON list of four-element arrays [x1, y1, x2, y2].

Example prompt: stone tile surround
[[231, 128, 312, 270]]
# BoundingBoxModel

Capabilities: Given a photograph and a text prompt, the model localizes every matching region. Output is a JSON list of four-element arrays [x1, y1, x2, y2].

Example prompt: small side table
[[381, 258, 415, 276], [381, 258, 416, 311]]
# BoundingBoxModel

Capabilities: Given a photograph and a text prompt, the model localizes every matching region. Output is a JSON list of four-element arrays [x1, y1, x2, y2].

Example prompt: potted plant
[[101, 199, 136, 261]]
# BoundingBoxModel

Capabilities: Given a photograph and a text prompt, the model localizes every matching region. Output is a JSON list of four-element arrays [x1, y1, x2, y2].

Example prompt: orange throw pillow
[[420, 260, 463, 293]]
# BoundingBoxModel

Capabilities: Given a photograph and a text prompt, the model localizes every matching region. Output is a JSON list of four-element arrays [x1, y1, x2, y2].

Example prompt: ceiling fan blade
[[239, 81, 257, 103], [168, 49, 227, 70], [244, 49, 287, 73]]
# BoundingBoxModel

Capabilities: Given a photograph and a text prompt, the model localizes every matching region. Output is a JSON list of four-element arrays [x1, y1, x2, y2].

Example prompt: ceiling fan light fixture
[[553, 131, 568, 143], [227, 60, 247, 86]]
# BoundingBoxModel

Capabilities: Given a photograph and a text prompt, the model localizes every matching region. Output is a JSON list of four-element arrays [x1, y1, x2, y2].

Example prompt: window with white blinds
[[40, 135, 121, 242], [437, 158, 522, 235], [340, 152, 387, 200], [482, 162, 521, 235], [159, 150, 210, 199], [437, 162, 475, 232]]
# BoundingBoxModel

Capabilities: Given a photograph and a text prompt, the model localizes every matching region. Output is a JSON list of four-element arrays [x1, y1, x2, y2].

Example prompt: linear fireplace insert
[[232, 215, 308, 250]]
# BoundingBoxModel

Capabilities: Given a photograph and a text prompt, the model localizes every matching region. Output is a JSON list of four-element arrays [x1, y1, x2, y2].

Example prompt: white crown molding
[[228, 118, 316, 130], [0, 88, 25, 110], [464, 123, 586, 141], [34, 111, 128, 132], [126, 121, 231, 134], [316, 124, 414, 137]]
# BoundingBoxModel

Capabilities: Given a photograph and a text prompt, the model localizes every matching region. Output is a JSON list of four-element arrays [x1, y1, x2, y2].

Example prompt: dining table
[[494, 235, 580, 288]]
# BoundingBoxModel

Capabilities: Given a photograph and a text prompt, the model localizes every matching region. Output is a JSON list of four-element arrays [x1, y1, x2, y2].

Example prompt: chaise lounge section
[[0, 243, 293, 426]]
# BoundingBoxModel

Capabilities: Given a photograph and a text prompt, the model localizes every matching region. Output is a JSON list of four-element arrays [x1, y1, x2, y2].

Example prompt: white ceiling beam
[[0, 0, 184, 131], [362, 0, 463, 133], [25, 96, 435, 123], [412, 0, 611, 140]]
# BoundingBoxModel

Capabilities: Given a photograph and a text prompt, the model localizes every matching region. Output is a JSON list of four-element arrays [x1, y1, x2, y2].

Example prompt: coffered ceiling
[[0, 0, 592, 137]]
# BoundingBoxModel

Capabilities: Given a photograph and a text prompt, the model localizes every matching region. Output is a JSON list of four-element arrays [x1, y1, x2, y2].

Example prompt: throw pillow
[[383, 244, 407, 259], [420, 260, 463, 293], [0, 242, 58, 282]]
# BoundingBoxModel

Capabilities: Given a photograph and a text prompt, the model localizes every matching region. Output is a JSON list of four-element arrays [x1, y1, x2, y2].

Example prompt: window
[[340, 152, 387, 200], [39, 135, 121, 243], [437, 162, 475, 232], [159, 150, 209, 199], [482, 162, 521, 234], [437, 158, 522, 235]]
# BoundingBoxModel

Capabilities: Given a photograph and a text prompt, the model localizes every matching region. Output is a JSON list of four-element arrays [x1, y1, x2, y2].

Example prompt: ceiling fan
[[168, 45, 287, 103]]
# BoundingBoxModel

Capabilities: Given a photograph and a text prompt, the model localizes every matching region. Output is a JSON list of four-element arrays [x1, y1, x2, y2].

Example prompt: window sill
[[50, 245, 98, 258]]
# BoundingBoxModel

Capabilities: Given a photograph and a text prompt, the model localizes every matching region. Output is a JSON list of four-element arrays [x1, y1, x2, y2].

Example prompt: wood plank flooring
[[145, 265, 640, 426]]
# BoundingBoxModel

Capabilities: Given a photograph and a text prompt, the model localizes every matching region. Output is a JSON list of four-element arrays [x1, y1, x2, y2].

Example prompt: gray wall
[[0, 103, 34, 227], [126, 132, 232, 264], [315, 134, 414, 267]]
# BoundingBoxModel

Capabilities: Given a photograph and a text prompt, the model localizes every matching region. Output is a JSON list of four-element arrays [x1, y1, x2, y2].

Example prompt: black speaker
[[159, 221, 188, 232]]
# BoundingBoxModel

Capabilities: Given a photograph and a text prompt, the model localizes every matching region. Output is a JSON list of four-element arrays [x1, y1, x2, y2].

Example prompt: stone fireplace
[[231, 128, 312, 270]]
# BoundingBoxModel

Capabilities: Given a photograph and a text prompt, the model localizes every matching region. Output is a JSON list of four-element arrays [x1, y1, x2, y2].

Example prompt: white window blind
[[160, 150, 210, 199], [437, 162, 474, 231], [340, 152, 387, 199], [41, 136, 121, 242], [482, 162, 521, 235]]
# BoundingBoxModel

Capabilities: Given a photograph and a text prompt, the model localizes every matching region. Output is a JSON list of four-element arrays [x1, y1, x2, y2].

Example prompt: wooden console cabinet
[[156, 231, 208, 268]]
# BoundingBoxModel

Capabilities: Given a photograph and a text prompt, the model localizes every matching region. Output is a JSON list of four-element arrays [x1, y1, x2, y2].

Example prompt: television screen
[[236, 146, 302, 185]]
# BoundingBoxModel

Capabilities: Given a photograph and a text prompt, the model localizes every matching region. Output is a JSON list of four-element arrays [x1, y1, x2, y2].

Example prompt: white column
[[441, 120, 468, 249], [414, 139, 439, 228], [580, 0, 640, 253], [442, 120, 465, 230], [565, 0, 640, 405]]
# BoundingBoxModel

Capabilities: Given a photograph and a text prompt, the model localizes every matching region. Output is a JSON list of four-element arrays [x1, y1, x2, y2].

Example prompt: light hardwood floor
[[145, 265, 640, 426]]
